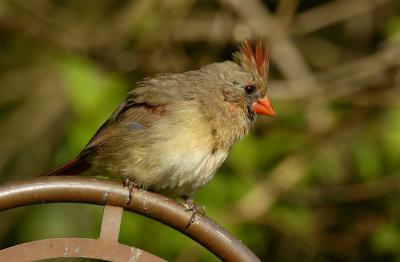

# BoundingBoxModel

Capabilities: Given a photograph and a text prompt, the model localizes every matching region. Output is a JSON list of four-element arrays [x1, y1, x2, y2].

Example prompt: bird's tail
[[39, 156, 90, 176]]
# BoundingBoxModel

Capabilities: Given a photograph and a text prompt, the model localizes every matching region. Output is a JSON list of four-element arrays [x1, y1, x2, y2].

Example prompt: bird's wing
[[82, 93, 166, 153]]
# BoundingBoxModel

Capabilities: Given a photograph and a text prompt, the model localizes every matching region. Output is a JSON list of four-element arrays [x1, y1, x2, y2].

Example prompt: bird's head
[[203, 39, 275, 122], [233, 39, 274, 117]]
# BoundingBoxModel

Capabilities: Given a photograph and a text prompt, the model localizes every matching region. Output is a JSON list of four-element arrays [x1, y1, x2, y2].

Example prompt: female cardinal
[[42, 39, 275, 210]]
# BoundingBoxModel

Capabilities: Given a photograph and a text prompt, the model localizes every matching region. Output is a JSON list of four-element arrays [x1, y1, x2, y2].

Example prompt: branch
[[293, 0, 391, 35], [284, 174, 400, 206]]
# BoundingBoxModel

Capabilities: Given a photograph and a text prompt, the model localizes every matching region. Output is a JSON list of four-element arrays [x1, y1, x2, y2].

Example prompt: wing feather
[[82, 93, 166, 152]]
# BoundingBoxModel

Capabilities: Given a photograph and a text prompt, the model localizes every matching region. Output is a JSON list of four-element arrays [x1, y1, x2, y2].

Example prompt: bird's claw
[[184, 197, 205, 228], [123, 177, 142, 205]]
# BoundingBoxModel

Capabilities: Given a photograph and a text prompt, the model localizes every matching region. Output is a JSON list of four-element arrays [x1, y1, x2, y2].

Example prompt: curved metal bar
[[0, 205, 165, 261], [0, 176, 261, 262], [0, 238, 163, 261]]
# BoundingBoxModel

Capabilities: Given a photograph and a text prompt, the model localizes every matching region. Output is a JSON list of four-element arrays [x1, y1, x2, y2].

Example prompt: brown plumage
[[42, 39, 275, 200]]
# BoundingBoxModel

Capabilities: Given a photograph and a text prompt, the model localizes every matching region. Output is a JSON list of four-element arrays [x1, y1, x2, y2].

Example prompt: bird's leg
[[183, 196, 205, 228], [123, 177, 142, 205]]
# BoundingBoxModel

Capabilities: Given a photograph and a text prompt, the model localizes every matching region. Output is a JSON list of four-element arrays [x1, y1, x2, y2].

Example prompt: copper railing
[[0, 176, 261, 261]]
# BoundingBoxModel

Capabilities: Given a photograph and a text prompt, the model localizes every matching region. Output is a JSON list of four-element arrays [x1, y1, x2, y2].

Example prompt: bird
[[41, 39, 275, 216]]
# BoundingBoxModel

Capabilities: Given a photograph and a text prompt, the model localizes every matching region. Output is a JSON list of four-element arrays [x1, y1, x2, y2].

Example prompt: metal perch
[[0, 176, 261, 262]]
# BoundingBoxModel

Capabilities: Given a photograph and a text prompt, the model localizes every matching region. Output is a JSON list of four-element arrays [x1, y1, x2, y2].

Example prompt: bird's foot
[[183, 197, 205, 228], [123, 177, 142, 205]]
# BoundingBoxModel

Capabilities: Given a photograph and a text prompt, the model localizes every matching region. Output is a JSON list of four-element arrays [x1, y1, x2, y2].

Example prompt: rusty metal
[[0, 205, 164, 261], [0, 176, 261, 262], [0, 237, 162, 262]]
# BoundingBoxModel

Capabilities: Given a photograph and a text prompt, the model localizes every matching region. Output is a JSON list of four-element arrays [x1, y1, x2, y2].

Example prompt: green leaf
[[371, 223, 400, 255]]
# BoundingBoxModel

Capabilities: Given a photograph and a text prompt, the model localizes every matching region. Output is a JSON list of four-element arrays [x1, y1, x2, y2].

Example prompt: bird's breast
[[139, 102, 229, 196], [156, 145, 228, 197]]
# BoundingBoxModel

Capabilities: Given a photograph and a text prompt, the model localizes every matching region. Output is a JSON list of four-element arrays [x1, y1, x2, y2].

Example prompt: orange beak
[[251, 97, 276, 116]]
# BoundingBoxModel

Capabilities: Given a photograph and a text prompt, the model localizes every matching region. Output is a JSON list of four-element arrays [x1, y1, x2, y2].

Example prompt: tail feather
[[40, 156, 90, 176]]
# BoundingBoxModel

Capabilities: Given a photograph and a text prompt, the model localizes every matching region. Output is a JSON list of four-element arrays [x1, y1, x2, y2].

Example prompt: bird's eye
[[244, 84, 256, 95]]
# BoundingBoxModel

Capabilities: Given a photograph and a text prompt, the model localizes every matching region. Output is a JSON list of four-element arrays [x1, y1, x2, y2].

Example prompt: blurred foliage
[[1, 0, 400, 261]]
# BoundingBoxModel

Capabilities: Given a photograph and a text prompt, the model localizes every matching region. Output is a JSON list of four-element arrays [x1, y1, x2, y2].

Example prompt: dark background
[[1, 0, 400, 261]]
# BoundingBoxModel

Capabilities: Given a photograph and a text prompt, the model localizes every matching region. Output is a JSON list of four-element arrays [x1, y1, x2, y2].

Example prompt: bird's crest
[[234, 39, 269, 80]]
